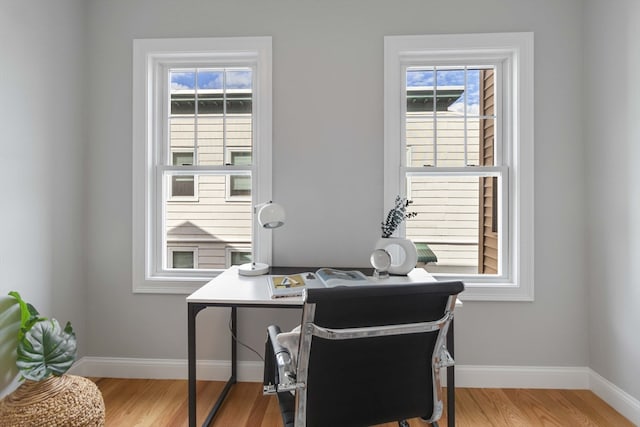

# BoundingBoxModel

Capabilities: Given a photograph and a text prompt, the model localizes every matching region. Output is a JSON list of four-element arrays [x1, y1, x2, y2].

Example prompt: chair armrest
[[263, 325, 298, 394]]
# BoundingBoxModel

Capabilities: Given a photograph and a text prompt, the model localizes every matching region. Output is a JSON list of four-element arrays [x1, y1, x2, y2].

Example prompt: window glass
[[229, 175, 251, 197], [165, 67, 254, 269], [169, 68, 253, 167], [406, 66, 494, 168], [404, 65, 499, 276], [172, 251, 194, 269], [170, 175, 195, 198], [230, 251, 251, 266]]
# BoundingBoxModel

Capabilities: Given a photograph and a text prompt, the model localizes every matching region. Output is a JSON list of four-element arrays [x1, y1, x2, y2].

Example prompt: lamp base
[[238, 262, 270, 276]]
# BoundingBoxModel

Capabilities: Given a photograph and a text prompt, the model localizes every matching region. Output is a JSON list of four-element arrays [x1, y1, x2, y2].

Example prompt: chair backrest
[[295, 281, 463, 427]]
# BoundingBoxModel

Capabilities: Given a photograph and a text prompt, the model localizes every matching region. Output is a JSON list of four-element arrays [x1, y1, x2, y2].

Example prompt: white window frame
[[167, 247, 199, 269], [133, 37, 272, 294], [384, 33, 534, 301]]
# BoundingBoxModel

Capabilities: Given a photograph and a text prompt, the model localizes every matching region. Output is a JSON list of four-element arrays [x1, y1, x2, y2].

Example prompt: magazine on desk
[[267, 268, 369, 298]]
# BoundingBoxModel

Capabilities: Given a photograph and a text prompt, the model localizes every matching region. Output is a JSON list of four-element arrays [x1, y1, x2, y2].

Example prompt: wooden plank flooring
[[93, 378, 634, 427]]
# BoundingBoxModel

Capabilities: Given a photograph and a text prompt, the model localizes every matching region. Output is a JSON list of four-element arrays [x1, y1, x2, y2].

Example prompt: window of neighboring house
[[226, 148, 252, 200], [225, 247, 252, 267], [168, 247, 198, 269], [132, 37, 273, 293], [384, 33, 534, 301], [170, 151, 197, 199]]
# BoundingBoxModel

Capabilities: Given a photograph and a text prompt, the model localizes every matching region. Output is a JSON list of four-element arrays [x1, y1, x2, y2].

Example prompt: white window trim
[[384, 33, 534, 301], [133, 37, 272, 294]]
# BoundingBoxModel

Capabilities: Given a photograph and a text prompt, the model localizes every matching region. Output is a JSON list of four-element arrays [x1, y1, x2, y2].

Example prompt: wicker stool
[[0, 374, 105, 427]]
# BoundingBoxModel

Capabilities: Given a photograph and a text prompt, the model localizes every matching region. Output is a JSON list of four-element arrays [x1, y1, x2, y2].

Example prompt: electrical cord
[[229, 312, 264, 362]]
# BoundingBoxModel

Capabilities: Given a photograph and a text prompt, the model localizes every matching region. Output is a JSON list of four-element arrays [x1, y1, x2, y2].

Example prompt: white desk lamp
[[238, 201, 285, 276]]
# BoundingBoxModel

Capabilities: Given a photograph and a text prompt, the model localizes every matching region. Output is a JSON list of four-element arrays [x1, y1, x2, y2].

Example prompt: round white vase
[[374, 237, 418, 275]]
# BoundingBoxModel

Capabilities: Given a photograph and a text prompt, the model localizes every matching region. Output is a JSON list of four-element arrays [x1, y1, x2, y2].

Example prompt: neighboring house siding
[[477, 69, 498, 274], [406, 112, 480, 271], [167, 113, 252, 269]]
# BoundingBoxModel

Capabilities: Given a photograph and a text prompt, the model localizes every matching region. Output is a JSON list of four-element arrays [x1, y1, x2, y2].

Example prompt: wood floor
[[93, 378, 633, 427]]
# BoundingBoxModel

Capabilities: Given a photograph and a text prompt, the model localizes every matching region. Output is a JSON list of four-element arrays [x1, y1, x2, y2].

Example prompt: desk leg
[[188, 303, 200, 427], [200, 306, 238, 427], [231, 306, 237, 380], [447, 318, 455, 427]]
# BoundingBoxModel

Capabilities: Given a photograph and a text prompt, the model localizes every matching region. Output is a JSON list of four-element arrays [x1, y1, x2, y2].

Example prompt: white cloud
[[171, 82, 191, 90], [448, 102, 480, 115], [226, 71, 252, 89]]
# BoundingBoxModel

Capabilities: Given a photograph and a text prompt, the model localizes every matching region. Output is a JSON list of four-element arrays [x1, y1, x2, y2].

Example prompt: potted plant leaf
[[0, 292, 105, 427]]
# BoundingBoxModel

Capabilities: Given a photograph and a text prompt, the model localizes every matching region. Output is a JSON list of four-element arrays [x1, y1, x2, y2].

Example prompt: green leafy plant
[[8, 291, 77, 381], [381, 196, 418, 238]]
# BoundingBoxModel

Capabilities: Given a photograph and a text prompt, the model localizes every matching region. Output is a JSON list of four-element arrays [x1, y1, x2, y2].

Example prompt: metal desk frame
[[187, 267, 457, 427]]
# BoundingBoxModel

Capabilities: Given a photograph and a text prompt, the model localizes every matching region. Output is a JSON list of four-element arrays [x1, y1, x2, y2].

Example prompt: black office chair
[[263, 281, 464, 427]]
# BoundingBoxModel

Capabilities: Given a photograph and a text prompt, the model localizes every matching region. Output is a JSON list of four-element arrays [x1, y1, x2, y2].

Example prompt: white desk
[[187, 266, 458, 427]]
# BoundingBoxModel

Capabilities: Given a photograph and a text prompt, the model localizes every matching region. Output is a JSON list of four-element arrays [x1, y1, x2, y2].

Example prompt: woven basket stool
[[0, 374, 105, 427]]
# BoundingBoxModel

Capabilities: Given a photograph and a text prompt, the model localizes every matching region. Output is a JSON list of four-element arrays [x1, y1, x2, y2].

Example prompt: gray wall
[[9, 0, 639, 407], [0, 0, 87, 395], [585, 0, 640, 401], [84, 0, 590, 371]]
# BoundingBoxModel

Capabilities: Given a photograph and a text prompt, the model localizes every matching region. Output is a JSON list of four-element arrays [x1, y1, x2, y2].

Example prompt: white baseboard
[[455, 365, 591, 389], [589, 369, 640, 426], [72, 357, 640, 425], [71, 357, 263, 382]]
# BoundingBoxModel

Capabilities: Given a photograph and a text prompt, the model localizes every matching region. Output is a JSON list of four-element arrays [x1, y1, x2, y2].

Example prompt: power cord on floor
[[229, 312, 264, 362]]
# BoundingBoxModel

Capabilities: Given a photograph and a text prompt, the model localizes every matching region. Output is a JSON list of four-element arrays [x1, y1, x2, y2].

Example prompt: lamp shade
[[257, 202, 285, 229]]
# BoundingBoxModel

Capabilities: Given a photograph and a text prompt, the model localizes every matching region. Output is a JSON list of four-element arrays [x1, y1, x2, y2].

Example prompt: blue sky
[[170, 67, 484, 114], [407, 68, 482, 113], [170, 69, 252, 90]]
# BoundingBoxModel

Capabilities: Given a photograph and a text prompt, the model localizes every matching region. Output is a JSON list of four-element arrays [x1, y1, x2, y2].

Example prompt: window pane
[[173, 152, 193, 166], [172, 251, 194, 269], [230, 151, 251, 165], [230, 175, 251, 197], [169, 67, 253, 167], [406, 114, 434, 167], [169, 117, 195, 150], [405, 66, 495, 168], [436, 117, 467, 167], [230, 251, 251, 266], [197, 70, 223, 90], [171, 176, 194, 197], [406, 175, 500, 275], [165, 173, 252, 270], [170, 70, 196, 115]]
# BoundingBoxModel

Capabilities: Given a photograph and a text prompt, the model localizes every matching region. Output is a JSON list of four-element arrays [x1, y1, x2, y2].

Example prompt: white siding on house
[[406, 112, 481, 270], [166, 112, 253, 269]]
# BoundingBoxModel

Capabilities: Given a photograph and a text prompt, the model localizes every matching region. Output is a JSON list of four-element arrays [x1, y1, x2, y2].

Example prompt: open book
[[267, 268, 369, 298]]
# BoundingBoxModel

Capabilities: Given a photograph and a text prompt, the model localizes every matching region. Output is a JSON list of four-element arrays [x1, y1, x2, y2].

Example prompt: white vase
[[374, 237, 418, 275]]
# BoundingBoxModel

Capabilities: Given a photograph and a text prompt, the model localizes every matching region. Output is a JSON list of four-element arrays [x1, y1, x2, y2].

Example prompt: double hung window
[[384, 33, 534, 300], [133, 37, 272, 293]]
